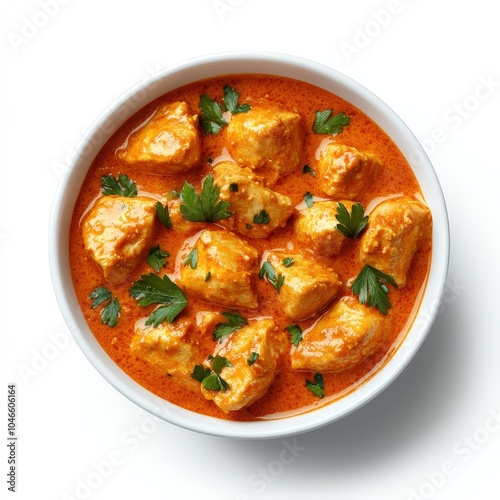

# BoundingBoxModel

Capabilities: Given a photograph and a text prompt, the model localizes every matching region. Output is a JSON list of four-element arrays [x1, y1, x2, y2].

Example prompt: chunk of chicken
[[291, 296, 388, 373], [266, 251, 342, 320], [82, 195, 156, 284], [180, 230, 259, 309], [117, 101, 201, 175], [226, 107, 304, 183], [360, 196, 432, 287], [317, 143, 381, 198], [201, 318, 287, 411], [212, 161, 294, 238], [131, 318, 200, 389], [295, 200, 356, 255]]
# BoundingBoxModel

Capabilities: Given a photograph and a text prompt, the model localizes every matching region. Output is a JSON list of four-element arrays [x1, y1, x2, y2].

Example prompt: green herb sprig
[[179, 174, 233, 223], [335, 202, 369, 239], [129, 273, 188, 327], [101, 173, 137, 197], [89, 286, 120, 327], [313, 109, 350, 135], [213, 311, 248, 342], [351, 265, 398, 315], [191, 355, 233, 391]]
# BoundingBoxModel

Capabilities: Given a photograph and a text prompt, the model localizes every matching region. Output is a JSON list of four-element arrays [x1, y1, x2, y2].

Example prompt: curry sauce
[[69, 74, 431, 421]]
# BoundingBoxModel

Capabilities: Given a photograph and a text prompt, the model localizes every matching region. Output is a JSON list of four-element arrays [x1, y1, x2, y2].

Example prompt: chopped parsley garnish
[[199, 94, 227, 135], [191, 355, 233, 391], [147, 245, 170, 272], [101, 173, 137, 197], [259, 261, 285, 292], [129, 273, 188, 327], [313, 109, 350, 135], [199, 85, 251, 135], [253, 210, 270, 224], [155, 201, 172, 229], [306, 372, 325, 399], [205, 271, 211, 282], [179, 174, 233, 223], [89, 286, 112, 308], [303, 164, 316, 176], [223, 85, 251, 114], [229, 182, 239, 192], [89, 286, 120, 327], [351, 265, 398, 315], [182, 248, 198, 269], [247, 352, 259, 366], [213, 311, 248, 342], [304, 192, 314, 208], [335, 202, 369, 239], [286, 325, 303, 346], [282, 257, 294, 268]]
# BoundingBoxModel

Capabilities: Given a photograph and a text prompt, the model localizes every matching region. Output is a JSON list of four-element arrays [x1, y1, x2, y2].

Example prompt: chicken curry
[[69, 74, 432, 420]]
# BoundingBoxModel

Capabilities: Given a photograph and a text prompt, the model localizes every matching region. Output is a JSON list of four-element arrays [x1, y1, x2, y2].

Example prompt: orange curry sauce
[[69, 75, 431, 421]]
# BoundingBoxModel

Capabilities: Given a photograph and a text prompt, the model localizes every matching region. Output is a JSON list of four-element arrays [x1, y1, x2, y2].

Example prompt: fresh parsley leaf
[[182, 248, 198, 269], [89, 287, 120, 327], [191, 364, 211, 382], [306, 372, 325, 398], [303, 164, 316, 176], [247, 352, 259, 366], [202, 372, 230, 391], [259, 261, 285, 292], [179, 174, 233, 223], [191, 355, 233, 391], [148, 245, 170, 273], [351, 265, 398, 315], [286, 325, 303, 346], [282, 257, 294, 268], [101, 297, 120, 327], [313, 109, 350, 135], [101, 173, 137, 197], [155, 201, 172, 229], [304, 192, 314, 208], [89, 287, 112, 308], [199, 93, 227, 135], [253, 210, 270, 224], [213, 311, 248, 342], [210, 354, 233, 373], [129, 273, 188, 327], [335, 202, 369, 239], [223, 85, 251, 114]]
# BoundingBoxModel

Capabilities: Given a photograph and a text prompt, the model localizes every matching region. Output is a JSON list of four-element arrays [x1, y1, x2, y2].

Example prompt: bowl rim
[[49, 51, 450, 439]]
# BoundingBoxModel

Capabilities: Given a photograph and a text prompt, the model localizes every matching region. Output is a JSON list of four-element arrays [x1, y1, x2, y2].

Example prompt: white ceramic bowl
[[49, 52, 449, 439]]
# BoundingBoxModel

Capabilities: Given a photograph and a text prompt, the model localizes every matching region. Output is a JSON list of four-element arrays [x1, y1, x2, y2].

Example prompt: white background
[[2, 1, 499, 499]]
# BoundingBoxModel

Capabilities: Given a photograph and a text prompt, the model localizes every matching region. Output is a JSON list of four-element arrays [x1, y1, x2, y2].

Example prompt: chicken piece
[[212, 161, 294, 238], [291, 296, 388, 373], [201, 318, 287, 411], [317, 143, 381, 198], [266, 251, 342, 320], [82, 195, 157, 284], [180, 230, 259, 309], [295, 200, 357, 255], [131, 318, 200, 389], [226, 107, 304, 183], [117, 101, 201, 175], [360, 196, 432, 287]]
